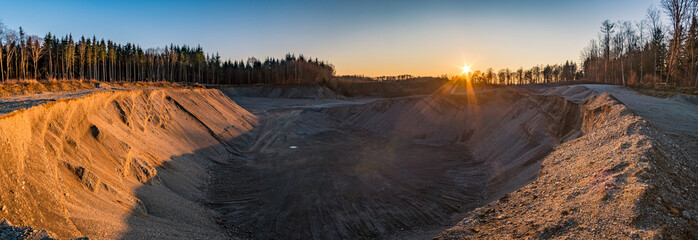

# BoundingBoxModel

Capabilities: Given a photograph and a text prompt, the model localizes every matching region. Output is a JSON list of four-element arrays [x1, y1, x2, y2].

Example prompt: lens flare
[[460, 65, 472, 74]]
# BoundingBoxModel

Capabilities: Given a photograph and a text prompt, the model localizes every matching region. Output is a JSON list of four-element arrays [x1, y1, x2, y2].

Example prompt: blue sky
[[0, 0, 657, 76]]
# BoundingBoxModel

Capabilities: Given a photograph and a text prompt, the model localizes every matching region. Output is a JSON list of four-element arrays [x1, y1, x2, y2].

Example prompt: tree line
[[0, 22, 334, 85], [453, 61, 581, 85], [581, 0, 698, 88], [338, 74, 431, 82], [468, 0, 698, 89]]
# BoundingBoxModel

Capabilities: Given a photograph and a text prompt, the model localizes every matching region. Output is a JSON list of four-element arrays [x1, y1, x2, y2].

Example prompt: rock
[[630, 231, 640, 238], [0, 205, 5, 211], [96, 82, 111, 88], [682, 210, 691, 220]]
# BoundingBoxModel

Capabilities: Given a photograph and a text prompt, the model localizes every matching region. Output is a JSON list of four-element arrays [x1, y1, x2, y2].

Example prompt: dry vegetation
[[629, 84, 698, 98]]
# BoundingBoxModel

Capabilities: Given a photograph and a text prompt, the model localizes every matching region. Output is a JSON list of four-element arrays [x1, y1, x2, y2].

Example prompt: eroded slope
[[0, 89, 257, 239], [437, 93, 698, 239]]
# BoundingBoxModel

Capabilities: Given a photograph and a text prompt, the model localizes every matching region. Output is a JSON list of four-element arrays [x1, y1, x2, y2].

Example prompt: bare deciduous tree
[[27, 36, 42, 79], [647, 5, 664, 80], [662, 0, 691, 84], [77, 39, 86, 80], [4, 30, 18, 82], [600, 20, 615, 83], [636, 20, 646, 83], [0, 21, 5, 82]]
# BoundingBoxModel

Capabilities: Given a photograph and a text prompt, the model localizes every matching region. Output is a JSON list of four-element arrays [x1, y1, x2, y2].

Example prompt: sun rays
[[460, 64, 472, 75]]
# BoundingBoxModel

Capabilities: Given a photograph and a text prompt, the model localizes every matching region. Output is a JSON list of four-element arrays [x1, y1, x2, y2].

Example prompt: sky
[[0, 0, 657, 76]]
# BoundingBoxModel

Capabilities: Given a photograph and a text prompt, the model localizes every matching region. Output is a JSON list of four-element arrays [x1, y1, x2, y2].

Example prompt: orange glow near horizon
[[460, 64, 472, 75]]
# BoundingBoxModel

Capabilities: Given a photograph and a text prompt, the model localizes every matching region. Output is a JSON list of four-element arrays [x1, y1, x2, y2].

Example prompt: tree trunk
[[0, 45, 4, 82], [621, 57, 626, 86]]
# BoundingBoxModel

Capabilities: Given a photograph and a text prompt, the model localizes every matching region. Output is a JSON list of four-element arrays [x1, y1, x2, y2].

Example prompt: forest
[[0, 22, 334, 85], [452, 0, 698, 89], [340, 61, 581, 86], [452, 61, 581, 86], [2, 0, 698, 90], [581, 0, 698, 88]]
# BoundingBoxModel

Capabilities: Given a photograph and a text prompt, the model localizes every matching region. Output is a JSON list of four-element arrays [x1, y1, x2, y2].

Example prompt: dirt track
[[582, 84, 698, 159]]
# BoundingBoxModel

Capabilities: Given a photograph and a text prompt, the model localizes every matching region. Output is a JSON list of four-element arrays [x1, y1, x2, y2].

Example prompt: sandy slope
[[0, 88, 110, 116], [0, 84, 695, 239], [0, 83, 165, 116], [0, 88, 257, 239]]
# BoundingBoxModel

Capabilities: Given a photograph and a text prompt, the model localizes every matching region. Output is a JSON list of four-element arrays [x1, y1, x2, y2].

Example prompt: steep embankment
[[437, 92, 698, 239], [323, 88, 582, 200], [0, 89, 257, 239]]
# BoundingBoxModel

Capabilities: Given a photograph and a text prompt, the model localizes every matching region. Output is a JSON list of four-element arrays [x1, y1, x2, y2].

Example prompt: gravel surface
[[582, 84, 698, 159]]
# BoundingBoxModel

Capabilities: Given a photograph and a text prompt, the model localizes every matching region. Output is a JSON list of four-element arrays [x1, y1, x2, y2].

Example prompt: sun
[[460, 64, 472, 74]]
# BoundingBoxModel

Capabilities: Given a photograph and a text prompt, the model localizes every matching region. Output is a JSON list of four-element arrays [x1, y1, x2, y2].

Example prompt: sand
[[0, 83, 695, 239], [0, 88, 257, 239]]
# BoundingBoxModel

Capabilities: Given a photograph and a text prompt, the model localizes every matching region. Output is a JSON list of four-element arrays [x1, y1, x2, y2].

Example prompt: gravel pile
[[437, 93, 698, 239]]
